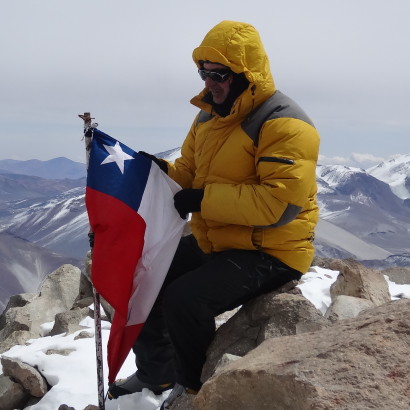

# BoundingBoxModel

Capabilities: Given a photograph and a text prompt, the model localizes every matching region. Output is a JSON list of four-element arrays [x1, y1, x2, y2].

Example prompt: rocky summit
[[0, 258, 409, 409]]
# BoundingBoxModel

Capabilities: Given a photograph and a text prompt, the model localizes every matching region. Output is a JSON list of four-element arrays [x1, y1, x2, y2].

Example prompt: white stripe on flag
[[126, 163, 185, 326]]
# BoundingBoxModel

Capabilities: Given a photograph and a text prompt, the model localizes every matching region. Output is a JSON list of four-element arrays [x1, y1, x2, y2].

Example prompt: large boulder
[[0, 308, 31, 342], [0, 374, 29, 410], [0, 293, 36, 331], [33, 264, 82, 328], [328, 259, 391, 305], [1, 356, 48, 397], [202, 282, 328, 382], [325, 295, 375, 322], [195, 299, 410, 410], [49, 307, 92, 336], [382, 266, 410, 285], [0, 264, 81, 352]]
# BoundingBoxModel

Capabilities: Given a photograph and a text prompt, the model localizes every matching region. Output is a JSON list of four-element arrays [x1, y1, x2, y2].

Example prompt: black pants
[[133, 234, 302, 390]]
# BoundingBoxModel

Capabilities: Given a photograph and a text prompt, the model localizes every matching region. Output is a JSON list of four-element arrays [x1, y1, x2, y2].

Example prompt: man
[[108, 20, 320, 409]]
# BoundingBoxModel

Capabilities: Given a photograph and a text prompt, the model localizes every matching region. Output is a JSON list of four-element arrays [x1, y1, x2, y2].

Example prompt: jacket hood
[[192, 21, 275, 114]]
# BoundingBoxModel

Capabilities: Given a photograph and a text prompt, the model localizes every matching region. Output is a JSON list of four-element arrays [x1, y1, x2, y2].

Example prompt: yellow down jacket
[[167, 21, 320, 273]]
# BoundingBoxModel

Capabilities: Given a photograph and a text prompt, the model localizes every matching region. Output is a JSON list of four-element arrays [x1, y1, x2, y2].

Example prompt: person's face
[[202, 62, 232, 104]]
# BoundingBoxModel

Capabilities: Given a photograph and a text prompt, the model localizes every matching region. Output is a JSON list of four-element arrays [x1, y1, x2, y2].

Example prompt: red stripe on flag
[[107, 316, 144, 383], [86, 186, 146, 318]]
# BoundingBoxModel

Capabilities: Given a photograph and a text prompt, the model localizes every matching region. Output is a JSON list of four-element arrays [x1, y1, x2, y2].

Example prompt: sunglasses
[[198, 69, 231, 83]]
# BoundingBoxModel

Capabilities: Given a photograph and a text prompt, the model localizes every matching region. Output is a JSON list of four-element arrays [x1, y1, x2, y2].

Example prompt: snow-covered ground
[[1, 267, 409, 410]]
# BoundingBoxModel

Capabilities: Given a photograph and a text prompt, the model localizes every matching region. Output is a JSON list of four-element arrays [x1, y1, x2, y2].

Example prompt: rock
[[34, 265, 82, 327], [0, 374, 29, 410], [215, 307, 241, 328], [0, 294, 36, 331], [45, 348, 76, 356], [0, 264, 81, 352], [0, 308, 31, 342], [382, 266, 410, 285], [73, 296, 94, 309], [195, 299, 410, 410], [83, 405, 100, 410], [0, 330, 33, 355], [168, 392, 196, 410], [24, 396, 41, 406], [96, 297, 114, 323], [49, 307, 92, 336], [25, 396, 41, 409], [329, 259, 391, 305], [58, 405, 76, 410], [249, 293, 328, 341], [325, 295, 375, 322], [74, 331, 93, 340], [214, 353, 242, 374], [75, 264, 94, 302], [82, 253, 114, 322], [1, 356, 48, 397], [310, 255, 339, 270], [201, 289, 327, 382]]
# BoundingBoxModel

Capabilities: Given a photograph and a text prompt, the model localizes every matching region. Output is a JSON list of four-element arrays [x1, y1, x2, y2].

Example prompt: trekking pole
[[79, 112, 105, 410]]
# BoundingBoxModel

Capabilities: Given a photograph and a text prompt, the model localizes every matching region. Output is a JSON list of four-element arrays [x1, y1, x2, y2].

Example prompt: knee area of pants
[[163, 282, 196, 313]]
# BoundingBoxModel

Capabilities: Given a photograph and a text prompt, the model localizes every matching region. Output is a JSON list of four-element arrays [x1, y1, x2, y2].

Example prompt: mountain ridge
[[1, 153, 409, 313], [0, 157, 86, 180], [316, 161, 410, 255], [367, 153, 410, 199]]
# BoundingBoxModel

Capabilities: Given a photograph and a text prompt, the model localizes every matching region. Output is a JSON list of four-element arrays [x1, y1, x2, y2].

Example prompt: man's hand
[[173, 189, 204, 219], [138, 151, 168, 174]]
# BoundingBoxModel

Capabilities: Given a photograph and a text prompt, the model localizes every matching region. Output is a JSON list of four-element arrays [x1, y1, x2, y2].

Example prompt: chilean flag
[[85, 128, 185, 383]]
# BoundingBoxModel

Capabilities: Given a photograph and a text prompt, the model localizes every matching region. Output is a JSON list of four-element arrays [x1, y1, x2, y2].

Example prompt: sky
[[1, 267, 409, 409], [1, 0, 409, 168]]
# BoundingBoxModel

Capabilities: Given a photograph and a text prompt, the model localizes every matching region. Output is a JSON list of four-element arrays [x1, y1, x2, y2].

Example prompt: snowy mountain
[[0, 173, 85, 205], [316, 163, 410, 256], [0, 231, 80, 313], [1, 151, 409, 407], [2, 153, 410, 264], [0, 151, 180, 262], [367, 153, 410, 200], [2, 188, 89, 260], [1, 152, 409, 312]]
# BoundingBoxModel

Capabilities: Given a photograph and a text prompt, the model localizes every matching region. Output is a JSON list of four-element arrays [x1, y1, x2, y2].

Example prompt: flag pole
[[79, 112, 105, 410]]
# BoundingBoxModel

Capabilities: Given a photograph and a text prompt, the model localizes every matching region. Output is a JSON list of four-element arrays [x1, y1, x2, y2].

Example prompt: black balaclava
[[203, 72, 250, 117]]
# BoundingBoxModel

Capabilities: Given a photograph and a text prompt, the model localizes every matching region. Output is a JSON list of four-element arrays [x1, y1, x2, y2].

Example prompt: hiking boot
[[107, 372, 174, 399], [160, 383, 198, 409]]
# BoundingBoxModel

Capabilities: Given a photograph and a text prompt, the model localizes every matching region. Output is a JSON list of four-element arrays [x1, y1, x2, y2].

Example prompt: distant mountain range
[[316, 163, 410, 256], [0, 154, 409, 313], [0, 157, 86, 180], [0, 173, 86, 204], [1, 187, 89, 260], [0, 157, 87, 313]]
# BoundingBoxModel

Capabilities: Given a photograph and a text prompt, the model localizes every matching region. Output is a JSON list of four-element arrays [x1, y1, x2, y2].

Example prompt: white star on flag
[[100, 142, 134, 174]]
